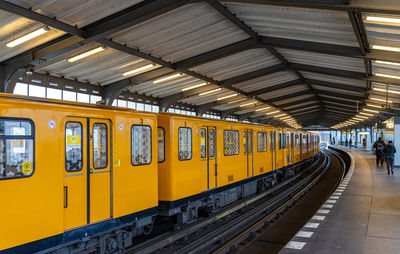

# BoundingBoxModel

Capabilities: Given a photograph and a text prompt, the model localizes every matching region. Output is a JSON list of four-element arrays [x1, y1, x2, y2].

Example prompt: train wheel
[[143, 222, 154, 235]]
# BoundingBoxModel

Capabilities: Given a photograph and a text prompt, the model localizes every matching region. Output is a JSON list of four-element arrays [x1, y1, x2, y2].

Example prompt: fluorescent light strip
[[371, 97, 393, 103], [359, 112, 373, 116], [228, 98, 246, 104], [217, 94, 237, 101], [364, 108, 380, 113], [373, 87, 400, 94], [181, 82, 207, 91], [374, 60, 400, 67], [255, 106, 271, 112], [372, 45, 400, 53], [266, 110, 280, 115], [199, 88, 222, 96], [123, 64, 155, 76], [7, 26, 50, 47], [68, 46, 105, 62], [375, 73, 400, 80], [275, 113, 287, 117], [366, 103, 382, 108], [366, 16, 400, 24], [240, 102, 255, 107], [153, 73, 183, 83]]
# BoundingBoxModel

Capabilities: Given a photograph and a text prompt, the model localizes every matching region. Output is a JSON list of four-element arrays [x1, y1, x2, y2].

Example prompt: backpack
[[377, 143, 384, 153]]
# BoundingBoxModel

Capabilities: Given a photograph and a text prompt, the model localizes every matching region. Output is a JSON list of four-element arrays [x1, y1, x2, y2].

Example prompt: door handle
[[64, 186, 68, 208]]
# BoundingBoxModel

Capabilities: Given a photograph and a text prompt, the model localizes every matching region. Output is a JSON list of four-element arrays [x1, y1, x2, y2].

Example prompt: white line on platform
[[285, 241, 306, 250], [336, 189, 344, 192], [333, 192, 342, 196], [304, 222, 320, 228], [330, 196, 339, 199], [322, 204, 333, 208], [317, 209, 330, 214], [312, 215, 326, 220], [326, 200, 337, 203], [295, 231, 314, 238]]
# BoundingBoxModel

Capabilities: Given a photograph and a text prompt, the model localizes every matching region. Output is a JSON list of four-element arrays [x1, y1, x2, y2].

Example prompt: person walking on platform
[[373, 137, 385, 167], [384, 141, 396, 175], [349, 138, 352, 148]]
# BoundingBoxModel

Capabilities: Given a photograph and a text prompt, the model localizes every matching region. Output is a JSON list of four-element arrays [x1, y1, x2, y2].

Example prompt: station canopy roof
[[1, 0, 400, 129]]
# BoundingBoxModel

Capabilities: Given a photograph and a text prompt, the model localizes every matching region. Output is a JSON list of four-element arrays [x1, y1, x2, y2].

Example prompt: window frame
[[178, 127, 192, 161], [223, 130, 240, 156], [257, 132, 267, 152], [157, 127, 165, 163], [0, 117, 35, 181], [131, 124, 152, 166], [65, 121, 83, 172], [92, 123, 108, 170], [282, 133, 286, 149], [201, 128, 207, 159]]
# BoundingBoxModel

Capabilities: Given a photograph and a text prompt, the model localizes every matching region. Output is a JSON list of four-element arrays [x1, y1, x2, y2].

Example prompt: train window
[[282, 134, 286, 149], [278, 133, 282, 150], [179, 127, 192, 161], [201, 129, 206, 158], [270, 132, 275, 151], [93, 123, 108, 169], [257, 132, 267, 152], [295, 134, 299, 147], [0, 119, 34, 179], [209, 129, 215, 157], [224, 130, 239, 156], [132, 125, 152, 165], [243, 131, 246, 154], [247, 131, 253, 153], [157, 127, 165, 163], [65, 122, 83, 172]]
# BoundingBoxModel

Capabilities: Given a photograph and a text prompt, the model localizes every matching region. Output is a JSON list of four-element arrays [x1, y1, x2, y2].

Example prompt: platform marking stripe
[[285, 241, 307, 250], [317, 209, 330, 214], [330, 196, 339, 199], [304, 222, 320, 228], [326, 200, 337, 203], [333, 192, 342, 196], [322, 204, 333, 208], [295, 231, 314, 238], [337, 187, 346, 189], [312, 215, 326, 220], [336, 189, 344, 192]]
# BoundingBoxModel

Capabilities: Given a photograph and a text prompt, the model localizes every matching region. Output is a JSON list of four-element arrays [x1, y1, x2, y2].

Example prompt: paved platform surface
[[280, 147, 400, 254]]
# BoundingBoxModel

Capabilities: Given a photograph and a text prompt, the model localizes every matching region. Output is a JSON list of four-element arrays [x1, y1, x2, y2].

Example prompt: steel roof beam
[[286, 102, 321, 113], [247, 79, 303, 96], [266, 89, 311, 103], [289, 63, 366, 80], [347, 10, 369, 55], [221, 64, 286, 87], [323, 100, 358, 109], [320, 97, 360, 107], [278, 97, 319, 108], [305, 78, 367, 92], [315, 89, 364, 101], [174, 38, 257, 69]]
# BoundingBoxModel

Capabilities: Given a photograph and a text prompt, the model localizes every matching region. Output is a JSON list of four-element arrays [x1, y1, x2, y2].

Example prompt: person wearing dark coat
[[384, 141, 396, 175], [373, 137, 385, 167]]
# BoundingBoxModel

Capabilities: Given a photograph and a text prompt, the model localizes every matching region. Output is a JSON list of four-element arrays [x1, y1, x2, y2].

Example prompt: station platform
[[280, 147, 400, 254]]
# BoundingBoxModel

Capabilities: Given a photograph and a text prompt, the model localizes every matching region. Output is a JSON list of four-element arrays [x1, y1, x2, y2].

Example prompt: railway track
[[125, 152, 334, 254]]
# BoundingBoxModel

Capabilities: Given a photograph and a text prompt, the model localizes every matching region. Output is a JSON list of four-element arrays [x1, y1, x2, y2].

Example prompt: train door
[[203, 126, 217, 189], [89, 119, 111, 223], [64, 117, 87, 230], [270, 131, 276, 170], [244, 130, 254, 178], [290, 133, 295, 164]]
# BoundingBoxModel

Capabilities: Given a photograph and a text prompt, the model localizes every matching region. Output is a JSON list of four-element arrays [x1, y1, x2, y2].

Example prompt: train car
[[0, 94, 158, 254], [157, 113, 318, 226]]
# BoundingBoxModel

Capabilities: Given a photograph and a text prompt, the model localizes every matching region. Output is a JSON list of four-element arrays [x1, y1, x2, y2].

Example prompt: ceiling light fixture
[[199, 88, 222, 96], [217, 94, 237, 101], [375, 73, 400, 80], [266, 110, 280, 115], [240, 102, 255, 107], [366, 16, 400, 24], [373, 87, 400, 94], [122, 64, 155, 76], [181, 82, 207, 91], [374, 60, 400, 67], [68, 46, 106, 62], [371, 97, 393, 103], [255, 106, 271, 112], [7, 26, 50, 47], [372, 45, 400, 53], [153, 73, 183, 83]]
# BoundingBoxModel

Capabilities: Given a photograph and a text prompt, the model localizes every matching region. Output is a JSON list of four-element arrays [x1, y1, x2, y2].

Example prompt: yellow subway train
[[0, 94, 319, 253]]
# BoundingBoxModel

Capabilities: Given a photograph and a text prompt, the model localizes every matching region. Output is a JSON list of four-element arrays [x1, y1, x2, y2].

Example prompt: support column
[[355, 129, 358, 148]]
